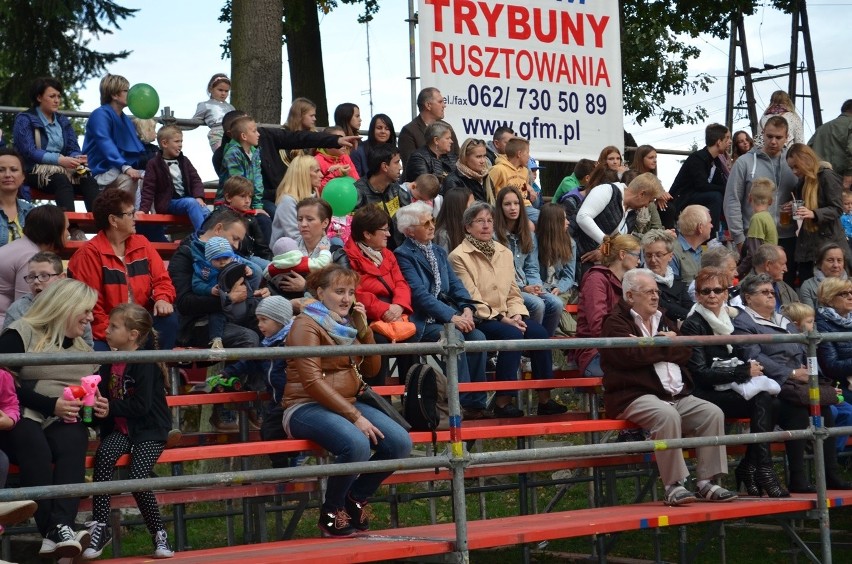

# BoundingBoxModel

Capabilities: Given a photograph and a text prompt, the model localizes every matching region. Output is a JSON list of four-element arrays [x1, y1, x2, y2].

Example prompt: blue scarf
[[301, 301, 358, 345], [261, 321, 293, 347], [818, 306, 852, 330]]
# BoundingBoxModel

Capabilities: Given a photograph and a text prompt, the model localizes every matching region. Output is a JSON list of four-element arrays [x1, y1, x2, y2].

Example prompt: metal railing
[[0, 329, 848, 563]]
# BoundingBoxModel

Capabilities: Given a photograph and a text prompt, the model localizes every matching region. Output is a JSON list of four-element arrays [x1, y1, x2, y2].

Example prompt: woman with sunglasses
[[443, 138, 491, 203], [681, 268, 787, 497], [733, 273, 851, 492]]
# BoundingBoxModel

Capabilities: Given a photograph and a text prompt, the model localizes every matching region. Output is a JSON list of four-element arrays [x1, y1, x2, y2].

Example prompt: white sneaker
[[153, 529, 174, 558], [39, 524, 81, 558]]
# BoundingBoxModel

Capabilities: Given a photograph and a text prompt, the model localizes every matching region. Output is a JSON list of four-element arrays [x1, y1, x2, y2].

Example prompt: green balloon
[[322, 176, 358, 216], [127, 83, 160, 119]]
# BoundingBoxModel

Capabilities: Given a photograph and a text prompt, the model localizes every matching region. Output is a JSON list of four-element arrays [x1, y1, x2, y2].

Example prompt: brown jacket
[[600, 299, 694, 418], [283, 315, 380, 423], [449, 238, 528, 320]]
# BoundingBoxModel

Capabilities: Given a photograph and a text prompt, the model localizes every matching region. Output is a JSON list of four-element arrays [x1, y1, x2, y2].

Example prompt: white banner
[[418, 0, 623, 162]]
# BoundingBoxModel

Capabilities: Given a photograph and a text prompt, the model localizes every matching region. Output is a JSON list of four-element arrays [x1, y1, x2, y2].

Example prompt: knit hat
[[272, 236, 299, 256], [255, 296, 293, 326], [205, 236, 236, 262]]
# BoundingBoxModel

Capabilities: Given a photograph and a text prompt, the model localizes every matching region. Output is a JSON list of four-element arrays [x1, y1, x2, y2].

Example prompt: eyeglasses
[[752, 289, 776, 297], [635, 288, 660, 296], [376, 227, 391, 234], [837, 291, 852, 298], [471, 218, 494, 225], [626, 251, 641, 258], [645, 251, 672, 260], [419, 219, 435, 228], [698, 287, 726, 296], [113, 208, 136, 218], [23, 272, 59, 284]]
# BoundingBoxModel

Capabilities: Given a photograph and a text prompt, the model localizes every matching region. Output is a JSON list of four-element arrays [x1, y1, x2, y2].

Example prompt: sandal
[[696, 482, 738, 502], [663, 485, 696, 506]]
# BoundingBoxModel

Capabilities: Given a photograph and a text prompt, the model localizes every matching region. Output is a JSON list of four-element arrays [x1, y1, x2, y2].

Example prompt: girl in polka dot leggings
[[84, 304, 174, 559]]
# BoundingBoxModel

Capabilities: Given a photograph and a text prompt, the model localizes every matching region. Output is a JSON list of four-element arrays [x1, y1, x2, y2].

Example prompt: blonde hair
[[817, 277, 852, 307], [781, 302, 815, 324], [276, 155, 318, 205], [286, 97, 316, 132], [749, 177, 776, 206], [787, 143, 822, 233], [99, 74, 129, 105], [132, 118, 157, 143], [600, 234, 640, 266], [767, 90, 795, 113], [627, 172, 665, 200], [22, 279, 96, 352], [156, 124, 182, 144]]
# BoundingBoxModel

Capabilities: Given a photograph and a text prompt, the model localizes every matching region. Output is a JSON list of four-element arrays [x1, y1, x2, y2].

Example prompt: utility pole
[[725, 1, 822, 134]]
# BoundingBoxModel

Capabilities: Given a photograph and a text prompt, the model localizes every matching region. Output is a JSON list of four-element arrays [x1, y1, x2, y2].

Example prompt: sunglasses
[[698, 287, 726, 296]]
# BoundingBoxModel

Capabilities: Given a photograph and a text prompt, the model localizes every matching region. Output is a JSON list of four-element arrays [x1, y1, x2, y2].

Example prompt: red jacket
[[68, 232, 176, 340], [574, 265, 623, 375], [343, 237, 412, 322]]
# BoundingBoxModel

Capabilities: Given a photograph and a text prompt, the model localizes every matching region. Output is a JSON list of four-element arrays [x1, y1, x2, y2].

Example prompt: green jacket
[[809, 113, 852, 177]]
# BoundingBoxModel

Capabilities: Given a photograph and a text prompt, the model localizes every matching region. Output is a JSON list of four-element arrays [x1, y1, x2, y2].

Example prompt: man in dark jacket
[[354, 144, 411, 249], [398, 87, 459, 166], [168, 208, 264, 349], [600, 268, 736, 506], [669, 123, 731, 237]]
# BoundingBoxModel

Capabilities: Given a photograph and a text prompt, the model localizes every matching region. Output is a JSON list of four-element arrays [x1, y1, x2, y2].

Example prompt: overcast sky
[[74, 1, 850, 188]]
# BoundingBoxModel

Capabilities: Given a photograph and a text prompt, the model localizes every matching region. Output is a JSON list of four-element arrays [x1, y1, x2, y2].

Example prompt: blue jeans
[[476, 318, 553, 400], [168, 197, 211, 232], [584, 353, 603, 377], [830, 401, 852, 453], [288, 401, 412, 508], [421, 323, 487, 410], [522, 291, 562, 337]]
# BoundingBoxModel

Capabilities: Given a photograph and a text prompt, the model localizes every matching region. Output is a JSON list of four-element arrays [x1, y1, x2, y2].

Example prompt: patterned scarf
[[456, 160, 487, 181], [357, 241, 384, 266], [465, 233, 495, 260], [301, 301, 358, 345], [817, 306, 852, 330], [412, 239, 441, 298]]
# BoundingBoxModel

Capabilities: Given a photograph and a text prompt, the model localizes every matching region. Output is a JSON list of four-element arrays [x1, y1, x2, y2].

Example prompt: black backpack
[[403, 363, 447, 432], [403, 363, 449, 472]]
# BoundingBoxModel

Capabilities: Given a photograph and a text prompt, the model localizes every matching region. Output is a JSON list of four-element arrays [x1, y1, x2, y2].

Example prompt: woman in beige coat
[[449, 201, 566, 419]]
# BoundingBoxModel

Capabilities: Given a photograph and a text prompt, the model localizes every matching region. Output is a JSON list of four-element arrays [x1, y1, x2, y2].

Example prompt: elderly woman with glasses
[[395, 202, 490, 419], [681, 268, 787, 497], [67, 188, 176, 351], [733, 273, 851, 492], [815, 278, 852, 453], [640, 229, 693, 327], [449, 201, 567, 418]]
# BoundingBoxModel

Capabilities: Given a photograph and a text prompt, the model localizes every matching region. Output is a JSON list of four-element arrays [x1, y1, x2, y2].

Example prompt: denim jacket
[[503, 232, 543, 287], [0, 200, 34, 247]]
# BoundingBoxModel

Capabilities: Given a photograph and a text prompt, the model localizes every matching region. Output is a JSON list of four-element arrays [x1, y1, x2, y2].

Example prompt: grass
[[77, 444, 852, 564]]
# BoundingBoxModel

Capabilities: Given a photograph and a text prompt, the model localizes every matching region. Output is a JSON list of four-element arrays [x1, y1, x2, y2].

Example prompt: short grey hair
[[640, 229, 675, 253], [701, 246, 738, 268], [752, 244, 782, 268], [462, 201, 493, 226], [396, 202, 434, 235], [424, 122, 451, 145], [739, 273, 775, 299], [417, 87, 439, 111], [622, 268, 656, 298]]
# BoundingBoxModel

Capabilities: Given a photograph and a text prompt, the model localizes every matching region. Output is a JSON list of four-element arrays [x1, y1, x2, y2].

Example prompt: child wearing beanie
[[191, 236, 257, 350]]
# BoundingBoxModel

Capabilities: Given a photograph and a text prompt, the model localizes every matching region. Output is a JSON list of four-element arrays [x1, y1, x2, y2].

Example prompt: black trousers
[[6, 418, 87, 535], [28, 172, 99, 212]]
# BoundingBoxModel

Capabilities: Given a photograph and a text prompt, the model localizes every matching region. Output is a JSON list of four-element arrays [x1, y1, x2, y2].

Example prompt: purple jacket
[[140, 152, 205, 214]]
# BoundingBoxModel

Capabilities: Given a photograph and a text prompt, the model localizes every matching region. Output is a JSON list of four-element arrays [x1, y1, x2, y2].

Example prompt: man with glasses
[[3, 251, 93, 346], [399, 87, 459, 167], [601, 268, 737, 506]]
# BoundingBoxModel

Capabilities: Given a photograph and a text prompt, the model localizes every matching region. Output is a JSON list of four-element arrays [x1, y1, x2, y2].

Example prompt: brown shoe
[[165, 428, 182, 448]]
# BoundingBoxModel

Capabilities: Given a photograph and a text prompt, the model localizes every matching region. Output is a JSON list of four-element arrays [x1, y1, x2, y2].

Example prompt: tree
[[219, 0, 379, 125], [620, 0, 795, 127], [0, 1, 136, 112], [230, 0, 283, 125]]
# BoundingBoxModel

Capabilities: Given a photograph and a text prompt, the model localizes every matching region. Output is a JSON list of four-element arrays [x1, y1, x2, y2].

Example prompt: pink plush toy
[[79, 374, 101, 423]]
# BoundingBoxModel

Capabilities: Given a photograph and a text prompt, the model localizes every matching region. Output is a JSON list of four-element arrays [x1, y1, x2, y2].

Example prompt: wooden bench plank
[[101, 493, 851, 563], [66, 212, 191, 225]]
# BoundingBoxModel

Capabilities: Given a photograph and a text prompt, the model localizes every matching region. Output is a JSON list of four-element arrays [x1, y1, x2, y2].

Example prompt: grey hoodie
[[723, 147, 798, 244]]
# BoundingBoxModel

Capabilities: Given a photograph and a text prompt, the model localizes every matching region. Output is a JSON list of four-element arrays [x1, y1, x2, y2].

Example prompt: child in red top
[[314, 126, 360, 191]]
